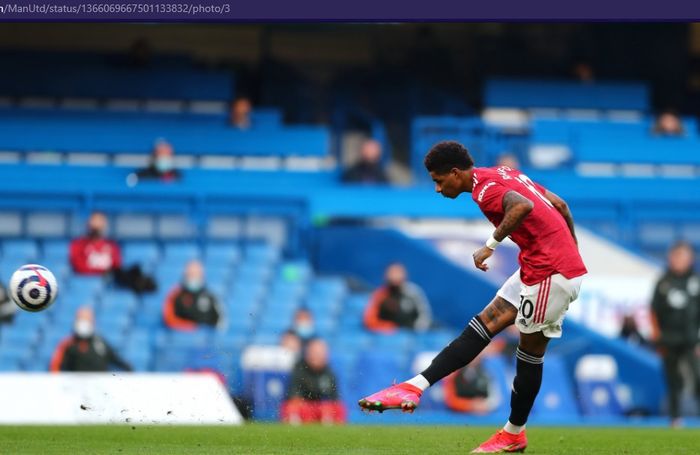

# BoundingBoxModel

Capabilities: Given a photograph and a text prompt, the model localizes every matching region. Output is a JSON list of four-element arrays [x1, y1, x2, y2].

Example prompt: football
[[9, 264, 59, 312]]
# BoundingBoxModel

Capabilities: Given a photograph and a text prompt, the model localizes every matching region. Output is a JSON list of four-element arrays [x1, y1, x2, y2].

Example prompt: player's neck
[[462, 168, 475, 193]]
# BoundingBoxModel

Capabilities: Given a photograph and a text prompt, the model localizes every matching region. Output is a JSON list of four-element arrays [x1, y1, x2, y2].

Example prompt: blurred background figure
[[50, 307, 132, 372], [650, 241, 700, 425], [0, 282, 16, 325], [443, 352, 500, 414], [280, 329, 303, 359], [127, 38, 152, 68], [69, 212, 121, 276], [136, 139, 181, 182], [619, 314, 649, 348], [163, 260, 223, 331], [496, 153, 520, 169], [364, 262, 432, 333], [280, 338, 346, 425], [342, 139, 389, 184], [651, 110, 685, 136], [571, 60, 596, 83], [290, 308, 316, 343], [230, 97, 253, 129]]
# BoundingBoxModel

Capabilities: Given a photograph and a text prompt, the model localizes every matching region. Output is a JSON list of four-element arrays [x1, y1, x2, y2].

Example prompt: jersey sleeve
[[476, 181, 510, 213]]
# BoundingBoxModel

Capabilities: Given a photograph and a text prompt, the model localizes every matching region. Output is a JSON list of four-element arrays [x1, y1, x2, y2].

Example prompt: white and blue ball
[[9, 264, 58, 312]]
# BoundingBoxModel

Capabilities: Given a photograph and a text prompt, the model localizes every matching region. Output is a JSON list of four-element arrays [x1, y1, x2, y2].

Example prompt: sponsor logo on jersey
[[477, 181, 497, 202]]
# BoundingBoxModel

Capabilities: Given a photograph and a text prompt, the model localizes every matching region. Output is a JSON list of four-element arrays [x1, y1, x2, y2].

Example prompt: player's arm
[[543, 189, 577, 244], [473, 191, 533, 272]]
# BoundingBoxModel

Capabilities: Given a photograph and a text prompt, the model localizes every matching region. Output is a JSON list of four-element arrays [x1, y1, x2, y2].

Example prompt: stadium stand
[[0, 51, 694, 425]]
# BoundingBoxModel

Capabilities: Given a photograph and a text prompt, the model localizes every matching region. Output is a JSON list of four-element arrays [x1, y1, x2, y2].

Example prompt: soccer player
[[358, 141, 587, 453]]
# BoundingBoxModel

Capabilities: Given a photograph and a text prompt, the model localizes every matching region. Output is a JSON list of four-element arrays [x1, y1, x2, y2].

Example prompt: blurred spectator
[[163, 260, 223, 331], [280, 338, 346, 424], [127, 38, 152, 68], [650, 241, 700, 425], [342, 139, 389, 184], [230, 97, 253, 129], [70, 212, 156, 293], [651, 110, 685, 137], [364, 263, 432, 333], [496, 153, 520, 169], [136, 139, 181, 182], [70, 212, 122, 275], [572, 61, 595, 83], [290, 308, 317, 342], [50, 307, 132, 372], [0, 282, 16, 324], [280, 329, 303, 358], [619, 314, 649, 348], [444, 352, 500, 414]]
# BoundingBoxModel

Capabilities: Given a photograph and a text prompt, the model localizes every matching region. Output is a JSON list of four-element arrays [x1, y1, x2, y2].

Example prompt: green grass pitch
[[0, 424, 698, 454]]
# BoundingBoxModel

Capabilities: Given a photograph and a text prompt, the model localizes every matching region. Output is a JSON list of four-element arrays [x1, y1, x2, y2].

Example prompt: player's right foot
[[357, 383, 422, 413], [471, 429, 527, 453]]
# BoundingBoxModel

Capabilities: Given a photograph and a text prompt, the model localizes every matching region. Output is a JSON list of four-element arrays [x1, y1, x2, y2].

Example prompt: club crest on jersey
[[478, 182, 497, 202]]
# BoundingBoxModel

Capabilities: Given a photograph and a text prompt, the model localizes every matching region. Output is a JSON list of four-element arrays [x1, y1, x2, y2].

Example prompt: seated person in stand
[[364, 263, 432, 333], [444, 352, 500, 414], [651, 110, 684, 136], [229, 97, 253, 129], [342, 139, 389, 184], [290, 307, 317, 343], [70, 212, 121, 276], [50, 307, 132, 372], [163, 260, 223, 331], [280, 338, 346, 425], [135, 139, 182, 182]]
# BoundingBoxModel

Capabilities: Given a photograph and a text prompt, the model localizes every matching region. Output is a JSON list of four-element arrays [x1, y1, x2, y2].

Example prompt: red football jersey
[[471, 166, 587, 285]]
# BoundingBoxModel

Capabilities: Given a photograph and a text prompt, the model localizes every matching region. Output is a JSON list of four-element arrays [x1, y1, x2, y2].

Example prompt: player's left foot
[[471, 429, 527, 453], [358, 382, 422, 413]]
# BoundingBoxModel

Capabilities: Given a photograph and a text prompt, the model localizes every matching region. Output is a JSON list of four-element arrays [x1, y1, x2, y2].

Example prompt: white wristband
[[485, 234, 501, 250]]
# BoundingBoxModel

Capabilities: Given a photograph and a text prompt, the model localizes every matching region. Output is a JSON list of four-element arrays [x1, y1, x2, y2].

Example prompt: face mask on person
[[87, 227, 104, 239], [184, 278, 204, 293], [155, 157, 174, 173], [295, 322, 314, 338], [387, 283, 402, 294], [74, 320, 95, 339]]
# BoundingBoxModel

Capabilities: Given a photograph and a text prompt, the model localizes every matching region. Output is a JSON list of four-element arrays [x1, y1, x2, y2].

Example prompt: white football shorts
[[496, 268, 584, 338]]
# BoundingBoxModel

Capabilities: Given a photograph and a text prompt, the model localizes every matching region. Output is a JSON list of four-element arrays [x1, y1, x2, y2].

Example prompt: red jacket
[[69, 236, 122, 275]]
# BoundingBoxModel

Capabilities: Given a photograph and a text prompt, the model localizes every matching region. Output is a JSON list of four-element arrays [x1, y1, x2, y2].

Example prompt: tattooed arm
[[493, 191, 534, 242], [473, 191, 533, 272]]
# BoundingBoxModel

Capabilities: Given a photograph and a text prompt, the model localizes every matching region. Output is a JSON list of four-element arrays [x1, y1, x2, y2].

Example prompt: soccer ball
[[9, 264, 58, 312]]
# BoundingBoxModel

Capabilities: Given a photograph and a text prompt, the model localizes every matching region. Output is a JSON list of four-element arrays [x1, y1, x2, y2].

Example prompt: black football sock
[[508, 347, 544, 426], [420, 316, 492, 385]]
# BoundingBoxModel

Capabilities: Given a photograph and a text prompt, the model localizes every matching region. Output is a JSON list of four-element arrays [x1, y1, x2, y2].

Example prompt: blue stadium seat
[[99, 290, 138, 312], [162, 242, 201, 262], [67, 275, 105, 295], [26, 213, 69, 238], [42, 239, 71, 261], [122, 241, 160, 268], [204, 242, 241, 265], [531, 354, 579, 419], [2, 239, 39, 262]]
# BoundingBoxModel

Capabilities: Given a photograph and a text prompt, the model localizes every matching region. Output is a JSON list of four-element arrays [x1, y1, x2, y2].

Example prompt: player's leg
[[416, 296, 517, 387], [473, 273, 583, 453], [359, 296, 518, 413], [662, 349, 682, 424], [358, 269, 521, 413]]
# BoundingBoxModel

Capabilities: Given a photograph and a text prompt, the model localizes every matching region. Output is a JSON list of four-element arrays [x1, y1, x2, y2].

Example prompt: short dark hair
[[424, 141, 474, 175]]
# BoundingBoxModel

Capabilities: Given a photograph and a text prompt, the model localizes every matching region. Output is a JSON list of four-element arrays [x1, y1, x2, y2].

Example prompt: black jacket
[[286, 360, 339, 401], [651, 270, 700, 348], [53, 335, 132, 372]]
